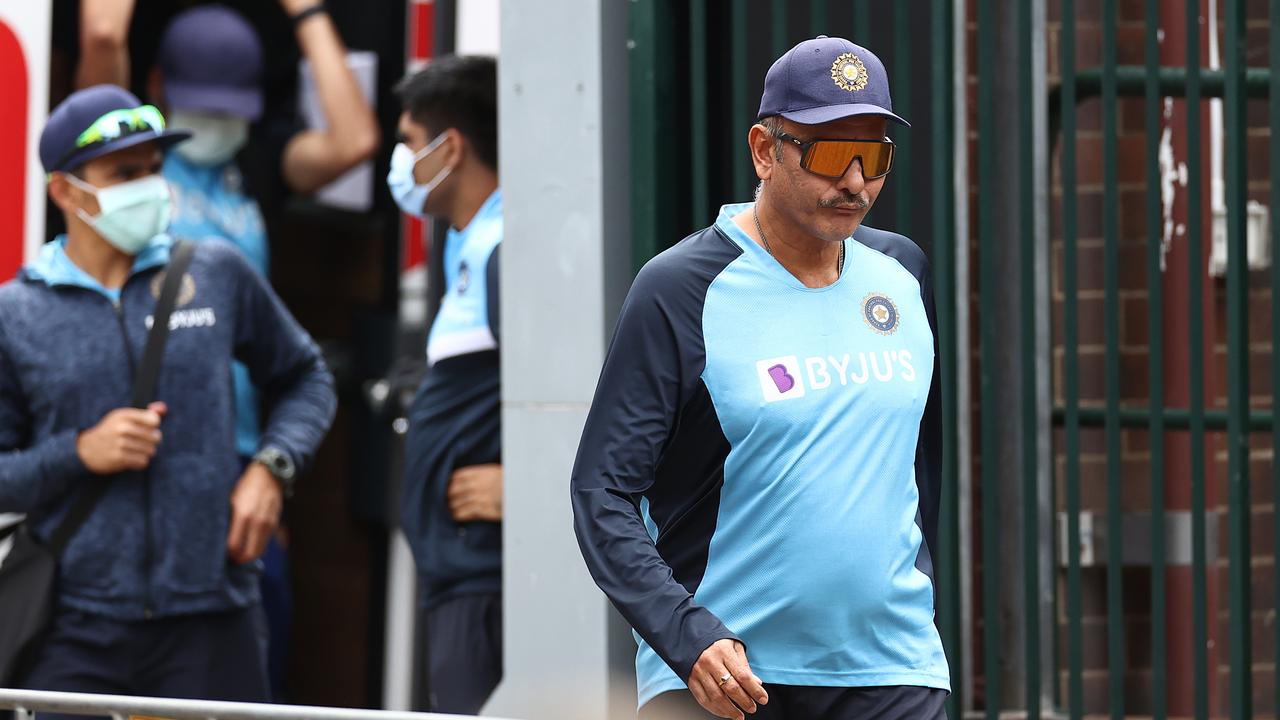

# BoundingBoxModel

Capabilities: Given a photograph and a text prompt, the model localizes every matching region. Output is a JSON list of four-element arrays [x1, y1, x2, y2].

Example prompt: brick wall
[[967, 0, 1276, 716]]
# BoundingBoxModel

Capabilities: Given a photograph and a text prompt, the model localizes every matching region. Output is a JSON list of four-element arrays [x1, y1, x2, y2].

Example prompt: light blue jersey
[[573, 203, 948, 707], [426, 189, 502, 366], [165, 153, 268, 458]]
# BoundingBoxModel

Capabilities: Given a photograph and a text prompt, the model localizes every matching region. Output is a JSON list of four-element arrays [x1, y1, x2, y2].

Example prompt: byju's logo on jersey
[[756, 356, 806, 402], [862, 293, 900, 334], [755, 350, 919, 403]]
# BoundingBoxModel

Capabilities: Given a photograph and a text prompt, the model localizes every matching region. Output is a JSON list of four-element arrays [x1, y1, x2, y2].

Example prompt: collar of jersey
[[450, 188, 503, 235], [714, 202, 849, 292], [22, 234, 172, 300]]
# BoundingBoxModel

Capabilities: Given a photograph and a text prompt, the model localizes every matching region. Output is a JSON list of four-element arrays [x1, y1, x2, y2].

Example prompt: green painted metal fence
[[628, 1, 1274, 718], [1053, 2, 1272, 718]]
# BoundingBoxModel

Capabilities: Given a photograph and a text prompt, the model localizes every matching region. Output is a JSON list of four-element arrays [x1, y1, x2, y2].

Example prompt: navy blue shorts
[[18, 605, 269, 720], [640, 684, 948, 720]]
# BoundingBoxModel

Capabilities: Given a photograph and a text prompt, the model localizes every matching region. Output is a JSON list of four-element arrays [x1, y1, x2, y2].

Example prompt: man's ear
[[748, 123, 777, 183], [48, 172, 97, 217], [48, 173, 76, 214], [442, 128, 466, 168]]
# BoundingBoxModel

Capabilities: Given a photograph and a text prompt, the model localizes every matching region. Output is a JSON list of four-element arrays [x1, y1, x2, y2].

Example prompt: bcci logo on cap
[[830, 52, 869, 92], [756, 356, 806, 403], [862, 293, 900, 334]]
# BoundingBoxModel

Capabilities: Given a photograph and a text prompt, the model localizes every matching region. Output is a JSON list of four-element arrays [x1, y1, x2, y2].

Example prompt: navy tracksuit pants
[[641, 685, 949, 720], [18, 605, 269, 719]]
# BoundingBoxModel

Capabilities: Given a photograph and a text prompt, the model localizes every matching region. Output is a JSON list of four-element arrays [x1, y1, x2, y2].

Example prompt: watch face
[[258, 449, 295, 480]]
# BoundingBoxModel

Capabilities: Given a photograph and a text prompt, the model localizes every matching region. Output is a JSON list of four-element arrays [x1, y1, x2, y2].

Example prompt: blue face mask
[[387, 133, 451, 218], [66, 173, 172, 255]]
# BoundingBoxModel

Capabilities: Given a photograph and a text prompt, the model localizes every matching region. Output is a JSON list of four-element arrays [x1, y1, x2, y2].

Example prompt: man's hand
[[447, 464, 502, 522], [688, 639, 769, 719], [76, 402, 166, 474], [226, 463, 283, 564]]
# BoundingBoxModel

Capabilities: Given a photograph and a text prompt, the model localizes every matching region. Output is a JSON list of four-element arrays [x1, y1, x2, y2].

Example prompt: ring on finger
[[719, 672, 732, 685]]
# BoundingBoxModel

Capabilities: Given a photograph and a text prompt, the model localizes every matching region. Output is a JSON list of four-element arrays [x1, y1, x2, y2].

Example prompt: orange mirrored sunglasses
[[771, 129, 896, 180]]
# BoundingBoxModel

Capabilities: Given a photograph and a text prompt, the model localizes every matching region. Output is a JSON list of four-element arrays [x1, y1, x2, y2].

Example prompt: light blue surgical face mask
[[169, 109, 250, 167], [387, 133, 451, 218], [66, 173, 172, 255]]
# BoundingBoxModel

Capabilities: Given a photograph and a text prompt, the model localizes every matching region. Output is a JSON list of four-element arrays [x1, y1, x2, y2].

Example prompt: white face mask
[[65, 173, 173, 255], [168, 109, 250, 166], [386, 133, 452, 218]]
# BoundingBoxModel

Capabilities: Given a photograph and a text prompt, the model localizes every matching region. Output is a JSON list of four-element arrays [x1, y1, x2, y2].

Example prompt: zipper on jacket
[[113, 299, 154, 620]]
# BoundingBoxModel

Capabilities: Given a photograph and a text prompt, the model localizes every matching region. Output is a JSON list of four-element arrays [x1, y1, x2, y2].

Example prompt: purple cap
[[757, 36, 909, 127], [156, 5, 264, 121], [39, 85, 190, 174]]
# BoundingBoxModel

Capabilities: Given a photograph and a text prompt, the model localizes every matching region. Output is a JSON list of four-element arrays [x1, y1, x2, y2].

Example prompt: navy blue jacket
[[0, 236, 336, 620]]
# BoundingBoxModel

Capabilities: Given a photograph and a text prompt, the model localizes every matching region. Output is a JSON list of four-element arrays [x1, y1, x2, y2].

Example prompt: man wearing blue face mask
[[0, 85, 336, 717], [148, 1, 377, 469], [387, 56, 502, 715]]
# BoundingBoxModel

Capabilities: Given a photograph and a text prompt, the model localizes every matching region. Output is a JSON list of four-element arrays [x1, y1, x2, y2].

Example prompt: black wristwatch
[[253, 446, 297, 498], [291, 3, 327, 28]]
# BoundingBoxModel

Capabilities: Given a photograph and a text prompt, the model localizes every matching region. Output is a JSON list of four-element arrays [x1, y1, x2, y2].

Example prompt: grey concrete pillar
[[484, 1, 634, 719]]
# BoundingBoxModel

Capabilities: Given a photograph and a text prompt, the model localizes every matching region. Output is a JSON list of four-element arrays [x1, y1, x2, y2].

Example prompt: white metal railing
[[0, 689, 523, 720]]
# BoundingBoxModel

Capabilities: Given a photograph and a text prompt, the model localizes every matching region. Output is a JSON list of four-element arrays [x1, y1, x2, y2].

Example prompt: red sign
[[0, 20, 28, 282]]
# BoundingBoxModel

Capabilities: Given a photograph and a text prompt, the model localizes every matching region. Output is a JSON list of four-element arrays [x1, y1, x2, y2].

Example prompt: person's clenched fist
[[76, 402, 166, 474]]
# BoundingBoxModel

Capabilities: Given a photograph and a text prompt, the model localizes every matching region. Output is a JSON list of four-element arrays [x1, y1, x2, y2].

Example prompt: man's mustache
[[818, 193, 869, 210]]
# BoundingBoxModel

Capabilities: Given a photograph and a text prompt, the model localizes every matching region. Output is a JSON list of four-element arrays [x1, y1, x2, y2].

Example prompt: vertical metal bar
[[1184, 2, 1209, 717], [977, 0, 1000, 716], [893, 0, 913, 237], [1222, 1, 1252, 717], [854, 2, 870, 45], [1017, 0, 1039, 715], [772, 0, 789, 58], [1060, 2, 1084, 717], [1144, 2, 1167, 718], [810, 0, 828, 36], [1271, 2, 1280, 716], [690, 0, 709, 226], [1100, 2, 1126, 718], [932, 0, 962, 717], [731, 2, 749, 201], [628, 0, 658, 272]]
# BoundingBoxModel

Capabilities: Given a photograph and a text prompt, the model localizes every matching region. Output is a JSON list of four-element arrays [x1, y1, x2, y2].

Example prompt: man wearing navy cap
[[572, 38, 949, 719], [73, 0, 376, 495], [149, 6, 376, 695], [0, 85, 335, 715]]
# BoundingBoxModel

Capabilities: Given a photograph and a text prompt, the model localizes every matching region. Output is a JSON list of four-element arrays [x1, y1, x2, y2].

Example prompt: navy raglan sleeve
[[216, 243, 337, 473], [570, 257, 739, 683], [915, 255, 943, 581]]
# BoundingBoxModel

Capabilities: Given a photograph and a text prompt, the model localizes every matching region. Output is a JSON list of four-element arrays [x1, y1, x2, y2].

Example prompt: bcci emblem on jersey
[[862, 293, 900, 335], [457, 261, 471, 295]]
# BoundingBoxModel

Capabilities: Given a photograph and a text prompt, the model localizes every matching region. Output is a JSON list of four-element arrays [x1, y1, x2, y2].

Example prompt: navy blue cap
[[758, 36, 909, 127], [39, 85, 190, 174], [157, 5, 264, 121]]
